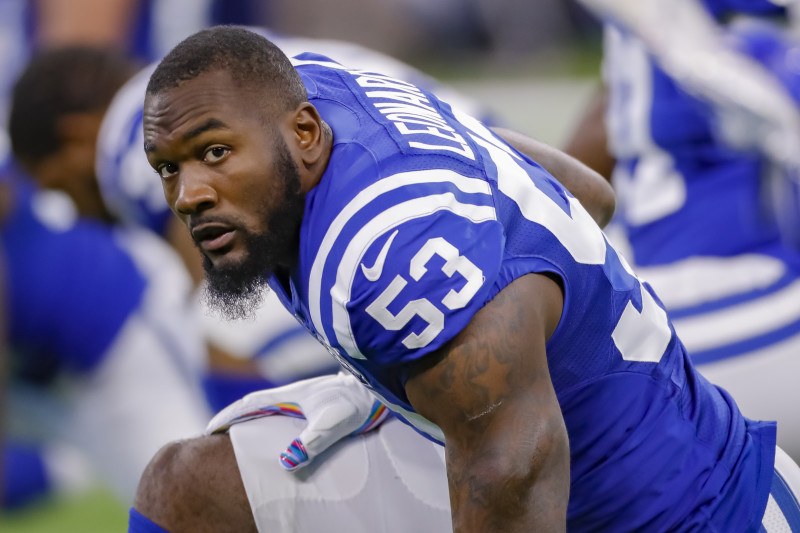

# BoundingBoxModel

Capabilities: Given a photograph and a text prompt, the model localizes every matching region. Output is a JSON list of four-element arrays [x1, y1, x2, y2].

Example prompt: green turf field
[[0, 489, 126, 533]]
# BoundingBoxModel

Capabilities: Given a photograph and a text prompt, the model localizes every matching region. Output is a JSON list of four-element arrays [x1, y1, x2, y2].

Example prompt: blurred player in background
[[0, 177, 10, 512], [568, 0, 800, 460], [0, 0, 273, 218], [2, 134, 209, 516]]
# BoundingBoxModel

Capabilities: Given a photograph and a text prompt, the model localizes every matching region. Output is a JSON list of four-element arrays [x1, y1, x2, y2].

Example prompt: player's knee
[[134, 438, 186, 518], [133, 434, 255, 533]]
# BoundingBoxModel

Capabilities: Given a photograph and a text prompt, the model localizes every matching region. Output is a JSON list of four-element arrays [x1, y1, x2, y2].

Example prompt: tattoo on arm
[[406, 273, 569, 532]]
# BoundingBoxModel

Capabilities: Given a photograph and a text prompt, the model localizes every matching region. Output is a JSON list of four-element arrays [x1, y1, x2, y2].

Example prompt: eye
[[203, 146, 230, 164], [157, 162, 179, 180]]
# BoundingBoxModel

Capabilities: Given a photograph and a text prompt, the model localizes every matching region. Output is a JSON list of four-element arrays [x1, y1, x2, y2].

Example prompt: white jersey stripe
[[671, 278, 800, 352], [291, 58, 349, 70], [451, 107, 521, 159], [330, 193, 496, 359], [636, 254, 787, 311], [471, 133, 608, 266], [308, 169, 492, 345]]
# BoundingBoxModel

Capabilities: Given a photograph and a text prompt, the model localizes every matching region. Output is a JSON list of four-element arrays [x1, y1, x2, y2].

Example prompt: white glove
[[205, 372, 389, 470]]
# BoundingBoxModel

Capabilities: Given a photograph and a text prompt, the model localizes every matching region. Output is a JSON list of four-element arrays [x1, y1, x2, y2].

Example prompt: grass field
[[0, 489, 126, 533]]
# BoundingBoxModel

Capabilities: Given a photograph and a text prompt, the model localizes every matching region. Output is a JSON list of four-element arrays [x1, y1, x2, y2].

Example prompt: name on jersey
[[352, 71, 475, 161]]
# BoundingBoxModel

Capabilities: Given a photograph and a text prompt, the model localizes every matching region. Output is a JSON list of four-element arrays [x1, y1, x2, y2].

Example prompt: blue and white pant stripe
[[760, 447, 800, 532]]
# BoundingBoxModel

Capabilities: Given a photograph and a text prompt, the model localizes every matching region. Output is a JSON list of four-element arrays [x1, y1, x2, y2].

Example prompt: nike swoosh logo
[[361, 229, 399, 282]]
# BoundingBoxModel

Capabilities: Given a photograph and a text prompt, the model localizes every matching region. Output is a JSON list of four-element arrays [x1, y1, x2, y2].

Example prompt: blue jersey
[[703, 0, 785, 18], [601, 0, 789, 266], [268, 55, 776, 531], [604, 25, 790, 266], [602, 16, 800, 366], [725, 20, 800, 252], [1, 176, 146, 379]]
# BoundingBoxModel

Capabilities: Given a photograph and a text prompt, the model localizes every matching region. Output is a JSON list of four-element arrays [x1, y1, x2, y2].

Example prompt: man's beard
[[201, 139, 305, 321]]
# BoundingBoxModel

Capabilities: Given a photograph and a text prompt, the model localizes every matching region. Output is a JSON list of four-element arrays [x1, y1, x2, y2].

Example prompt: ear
[[292, 103, 327, 167], [289, 102, 331, 193]]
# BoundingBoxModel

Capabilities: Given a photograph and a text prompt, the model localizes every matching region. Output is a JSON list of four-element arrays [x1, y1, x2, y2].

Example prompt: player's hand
[[205, 371, 389, 471]]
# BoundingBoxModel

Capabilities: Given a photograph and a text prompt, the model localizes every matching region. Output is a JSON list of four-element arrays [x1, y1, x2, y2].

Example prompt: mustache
[[188, 214, 243, 234], [188, 214, 247, 244]]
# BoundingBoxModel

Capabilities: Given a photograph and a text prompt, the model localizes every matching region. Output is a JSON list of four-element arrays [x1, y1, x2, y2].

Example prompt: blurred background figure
[[0, 0, 259, 520], [0, 171, 210, 511], [2, 47, 212, 510], [0, 171, 11, 514], [567, 0, 800, 460]]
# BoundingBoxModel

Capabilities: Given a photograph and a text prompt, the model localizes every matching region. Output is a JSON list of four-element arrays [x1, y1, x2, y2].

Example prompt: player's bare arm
[[493, 125, 615, 228], [560, 85, 616, 183], [405, 273, 570, 532]]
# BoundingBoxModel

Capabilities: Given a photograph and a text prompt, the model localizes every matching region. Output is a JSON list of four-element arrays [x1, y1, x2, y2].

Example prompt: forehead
[[143, 70, 265, 147]]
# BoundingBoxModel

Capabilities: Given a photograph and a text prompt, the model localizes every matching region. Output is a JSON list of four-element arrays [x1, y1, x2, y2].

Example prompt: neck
[[272, 265, 293, 295]]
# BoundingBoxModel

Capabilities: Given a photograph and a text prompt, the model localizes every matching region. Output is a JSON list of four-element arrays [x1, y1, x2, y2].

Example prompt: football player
[[135, 26, 800, 531]]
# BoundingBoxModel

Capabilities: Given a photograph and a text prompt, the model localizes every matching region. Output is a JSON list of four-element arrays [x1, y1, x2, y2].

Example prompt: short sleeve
[[340, 206, 504, 366]]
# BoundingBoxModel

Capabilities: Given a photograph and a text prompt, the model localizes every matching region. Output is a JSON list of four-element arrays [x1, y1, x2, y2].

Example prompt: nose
[[173, 168, 218, 215]]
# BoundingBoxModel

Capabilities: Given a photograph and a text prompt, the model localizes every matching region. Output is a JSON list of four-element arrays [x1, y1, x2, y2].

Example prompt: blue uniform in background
[[1, 170, 210, 506], [0, 174, 141, 507], [602, 2, 800, 461], [2, 177, 145, 380], [725, 19, 800, 251], [602, 0, 787, 267], [265, 54, 784, 531]]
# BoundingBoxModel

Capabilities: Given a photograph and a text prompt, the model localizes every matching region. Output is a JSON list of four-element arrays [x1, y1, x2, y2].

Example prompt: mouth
[[191, 222, 237, 254]]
